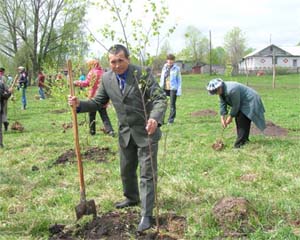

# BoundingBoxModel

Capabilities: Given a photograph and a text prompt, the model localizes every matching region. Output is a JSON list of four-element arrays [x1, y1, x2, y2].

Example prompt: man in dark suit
[[68, 44, 167, 232]]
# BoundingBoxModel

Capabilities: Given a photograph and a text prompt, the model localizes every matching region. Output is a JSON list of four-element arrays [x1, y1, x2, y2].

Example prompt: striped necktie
[[118, 76, 125, 94]]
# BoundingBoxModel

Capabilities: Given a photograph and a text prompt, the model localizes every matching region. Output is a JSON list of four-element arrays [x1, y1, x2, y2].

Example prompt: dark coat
[[219, 81, 266, 131]]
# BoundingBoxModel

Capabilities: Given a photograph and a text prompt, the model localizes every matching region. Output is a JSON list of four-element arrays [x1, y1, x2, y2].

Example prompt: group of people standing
[[68, 44, 266, 233], [0, 65, 48, 148], [2, 44, 266, 233], [0, 66, 30, 147]]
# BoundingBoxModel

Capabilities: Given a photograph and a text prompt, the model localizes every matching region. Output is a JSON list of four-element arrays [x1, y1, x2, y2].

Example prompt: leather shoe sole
[[115, 199, 139, 209]]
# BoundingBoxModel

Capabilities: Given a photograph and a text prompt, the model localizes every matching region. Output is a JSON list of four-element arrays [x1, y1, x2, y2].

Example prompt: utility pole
[[271, 44, 276, 88], [209, 30, 212, 75]]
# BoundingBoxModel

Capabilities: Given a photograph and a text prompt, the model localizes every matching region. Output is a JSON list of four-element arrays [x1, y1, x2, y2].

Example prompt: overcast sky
[[88, 0, 300, 55], [166, 0, 300, 51]]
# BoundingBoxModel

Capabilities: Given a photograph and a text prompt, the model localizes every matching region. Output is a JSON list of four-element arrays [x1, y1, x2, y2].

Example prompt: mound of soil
[[53, 147, 112, 165], [191, 109, 217, 117], [11, 121, 24, 132], [61, 121, 88, 133], [62, 122, 73, 133], [251, 120, 288, 137], [213, 197, 257, 237], [49, 210, 186, 240], [212, 139, 225, 151]]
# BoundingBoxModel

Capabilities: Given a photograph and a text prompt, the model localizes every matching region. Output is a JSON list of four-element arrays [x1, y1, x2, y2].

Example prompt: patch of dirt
[[31, 165, 39, 171], [49, 210, 186, 240], [62, 122, 73, 132], [213, 197, 257, 237], [291, 219, 300, 227], [50, 121, 87, 131], [191, 109, 217, 117], [51, 109, 68, 114], [251, 120, 288, 137], [212, 139, 225, 151], [240, 173, 258, 182], [11, 121, 24, 132], [53, 147, 113, 165]]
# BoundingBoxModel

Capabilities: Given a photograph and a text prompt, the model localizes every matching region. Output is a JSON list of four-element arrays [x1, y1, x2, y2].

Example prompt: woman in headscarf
[[207, 78, 266, 148]]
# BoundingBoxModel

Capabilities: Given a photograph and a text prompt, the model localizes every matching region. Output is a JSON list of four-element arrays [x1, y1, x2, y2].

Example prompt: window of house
[[271, 57, 277, 64], [293, 59, 297, 67]]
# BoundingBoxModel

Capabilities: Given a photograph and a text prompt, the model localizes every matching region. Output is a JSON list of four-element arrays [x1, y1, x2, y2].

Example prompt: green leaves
[[91, 0, 176, 65]]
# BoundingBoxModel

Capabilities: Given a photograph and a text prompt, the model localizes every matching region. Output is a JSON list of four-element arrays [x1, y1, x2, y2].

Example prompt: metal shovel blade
[[75, 199, 97, 220]]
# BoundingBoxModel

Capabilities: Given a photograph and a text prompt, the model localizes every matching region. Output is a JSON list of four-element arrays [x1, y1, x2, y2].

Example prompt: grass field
[[0, 73, 299, 239]]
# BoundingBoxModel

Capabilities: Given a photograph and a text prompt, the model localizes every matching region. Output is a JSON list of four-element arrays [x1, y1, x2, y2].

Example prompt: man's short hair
[[0, 67, 5, 72], [108, 44, 130, 58], [166, 54, 175, 61]]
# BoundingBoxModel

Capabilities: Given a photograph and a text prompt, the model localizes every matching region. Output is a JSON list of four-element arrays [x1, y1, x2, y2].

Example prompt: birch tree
[[224, 27, 247, 75]]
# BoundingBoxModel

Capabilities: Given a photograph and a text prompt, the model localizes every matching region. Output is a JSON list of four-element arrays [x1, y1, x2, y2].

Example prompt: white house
[[239, 44, 300, 74]]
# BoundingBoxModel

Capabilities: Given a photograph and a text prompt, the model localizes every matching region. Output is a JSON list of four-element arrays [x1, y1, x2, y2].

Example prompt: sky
[[166, 0, 300, 52], [88, 0, 300, 55]]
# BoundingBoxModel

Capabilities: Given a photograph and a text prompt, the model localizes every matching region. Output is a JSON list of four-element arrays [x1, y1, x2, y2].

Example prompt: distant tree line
[[0, 0, 88, 81], [0, 0, 298, 80]]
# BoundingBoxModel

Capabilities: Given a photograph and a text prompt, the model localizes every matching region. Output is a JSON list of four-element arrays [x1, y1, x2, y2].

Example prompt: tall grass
[[0, 74, 299, 239]]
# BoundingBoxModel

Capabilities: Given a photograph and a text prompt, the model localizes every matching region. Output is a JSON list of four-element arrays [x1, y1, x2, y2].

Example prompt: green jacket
[[79, 64, 167, 147], [219, 81, 266, 131]]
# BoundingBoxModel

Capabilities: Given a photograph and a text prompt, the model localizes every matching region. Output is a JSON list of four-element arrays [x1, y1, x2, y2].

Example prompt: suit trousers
[[89, 108, 113, 134], [0, 112, 2, 146], [234, 111, 251, 148], [1, 100, 8, 122], [119, 136, 158, 217]]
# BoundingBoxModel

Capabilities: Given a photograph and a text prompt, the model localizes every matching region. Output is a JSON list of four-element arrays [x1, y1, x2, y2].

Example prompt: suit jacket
[[219, 81, 266, 131], [79, 64, 167, 147]]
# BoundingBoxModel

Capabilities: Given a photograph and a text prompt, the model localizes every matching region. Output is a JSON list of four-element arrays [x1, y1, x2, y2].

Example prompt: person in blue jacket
[[160, 54, 182, 124], [207, 78, 266, 148]]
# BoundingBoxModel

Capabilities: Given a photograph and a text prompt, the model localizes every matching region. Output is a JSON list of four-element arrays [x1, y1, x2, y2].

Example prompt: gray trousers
[[119, 137, 158, 217], [0, 111, 3, 146], [1, 100, 8, 122]]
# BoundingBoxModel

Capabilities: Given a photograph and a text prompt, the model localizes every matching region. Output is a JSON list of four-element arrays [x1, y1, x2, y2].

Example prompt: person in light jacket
[[160, 54, 182, 124], [207, 78, 266, 148]]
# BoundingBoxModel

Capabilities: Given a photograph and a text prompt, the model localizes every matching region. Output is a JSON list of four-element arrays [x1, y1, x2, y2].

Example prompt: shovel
[[67, 60, 97, 220]]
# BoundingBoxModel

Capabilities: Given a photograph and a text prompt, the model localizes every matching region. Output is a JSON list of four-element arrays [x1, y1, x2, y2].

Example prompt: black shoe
[[115, 199, 139, 209], [90, 130, 96, 135], [137, 216, 153, 232], [4, 122, 9, 131]]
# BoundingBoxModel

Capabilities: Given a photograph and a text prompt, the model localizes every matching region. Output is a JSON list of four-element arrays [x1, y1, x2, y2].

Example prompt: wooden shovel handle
[[10, 74, 19, 89], [67, 59, 86, 202]]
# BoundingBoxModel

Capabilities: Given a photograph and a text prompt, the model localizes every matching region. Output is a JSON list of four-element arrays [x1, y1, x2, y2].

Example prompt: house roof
[[244, 44, 300, 58]]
